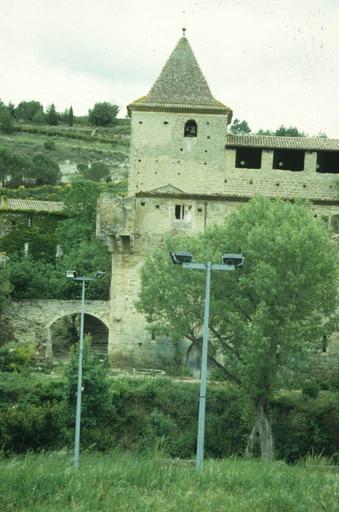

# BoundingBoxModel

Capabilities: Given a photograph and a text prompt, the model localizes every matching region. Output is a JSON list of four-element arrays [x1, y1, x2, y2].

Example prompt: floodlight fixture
[[170, 251, 193, 265], [222, 254, 244, 267], [66, 270, 77, 279]]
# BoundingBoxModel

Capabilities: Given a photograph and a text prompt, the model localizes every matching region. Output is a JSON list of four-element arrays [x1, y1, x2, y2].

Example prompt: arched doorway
[[49, 313, 109, 361]]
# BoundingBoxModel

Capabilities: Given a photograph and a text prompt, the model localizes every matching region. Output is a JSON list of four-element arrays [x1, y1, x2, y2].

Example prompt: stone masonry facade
[[97, 35, 339, 369]]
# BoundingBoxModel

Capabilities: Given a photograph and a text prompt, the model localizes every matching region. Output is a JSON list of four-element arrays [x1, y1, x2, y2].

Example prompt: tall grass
[[1, 452, 338, 511]]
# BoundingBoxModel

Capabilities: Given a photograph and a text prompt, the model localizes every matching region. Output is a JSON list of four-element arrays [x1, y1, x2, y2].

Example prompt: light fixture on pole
[[170, 251, 243, 472], [65, 270, 105, 468]]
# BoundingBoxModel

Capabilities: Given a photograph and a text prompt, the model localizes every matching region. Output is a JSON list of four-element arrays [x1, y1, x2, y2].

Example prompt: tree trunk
[[245, 424, 258, 458], [256, 400, 274, 461], [245, 399, 274, 461]]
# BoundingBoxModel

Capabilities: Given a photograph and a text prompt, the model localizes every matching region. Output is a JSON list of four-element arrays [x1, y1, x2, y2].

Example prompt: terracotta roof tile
[[227, 134, 339, 151], [0, 198, 64, 212]]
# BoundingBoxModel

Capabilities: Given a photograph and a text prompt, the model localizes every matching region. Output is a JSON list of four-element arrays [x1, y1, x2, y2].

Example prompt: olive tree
[[137, 197, 338, 460]]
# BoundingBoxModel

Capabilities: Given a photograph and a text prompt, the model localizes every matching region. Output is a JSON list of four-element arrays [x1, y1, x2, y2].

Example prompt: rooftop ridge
[[226, 134, 339, 151]]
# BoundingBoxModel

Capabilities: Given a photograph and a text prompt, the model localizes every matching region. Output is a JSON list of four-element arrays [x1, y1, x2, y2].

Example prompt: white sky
[[0, 0, 338, 137]]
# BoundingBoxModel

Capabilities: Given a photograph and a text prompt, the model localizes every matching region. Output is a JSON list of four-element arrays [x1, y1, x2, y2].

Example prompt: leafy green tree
[[256, 129, 275, 136], [0, 264, 11, 312], [8, 256, 62, 299], [275, 125, 306, 137], [88, 102, 119, 127], [27, 153, 61, 185], [46, 104, 59, 126], [229, 119, 251, 135], [137, 197, 337, 460], [64, 336, 111, 430], [16, 101, 43, 122], [0, 109, 14, 134], [81, 161, 110, 182], [68, 106, 74, 127], [32, 108, 46, 124], [7, 102, 15, 118], [0, 147, 30, 186]]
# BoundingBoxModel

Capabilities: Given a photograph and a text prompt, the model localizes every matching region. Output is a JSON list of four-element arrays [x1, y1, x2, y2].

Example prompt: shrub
[[302, 381, 320, 399], [0, 341, 35, 372], [0, 401, 66, 453], [64, 337, 111, 428], [43, 140, 56, 150]]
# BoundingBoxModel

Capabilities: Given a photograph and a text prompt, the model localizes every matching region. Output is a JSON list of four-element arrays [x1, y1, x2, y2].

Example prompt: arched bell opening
[[184, 119, 197, 137]]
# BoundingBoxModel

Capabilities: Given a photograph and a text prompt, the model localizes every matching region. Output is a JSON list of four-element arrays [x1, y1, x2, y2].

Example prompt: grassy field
[[0, 452, 338, 511]]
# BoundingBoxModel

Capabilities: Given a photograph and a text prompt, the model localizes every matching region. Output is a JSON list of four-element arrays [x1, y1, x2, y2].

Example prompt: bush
[[0, 342, 35, 372], [0, 401, 66, 453], [43, 140, 56, 150], [302, 381, 320, 399], [64, 337, 111, 428], [0, 373, 338, 461]]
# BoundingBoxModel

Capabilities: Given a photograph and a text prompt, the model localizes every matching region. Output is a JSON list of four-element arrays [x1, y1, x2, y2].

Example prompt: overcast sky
[[0, 0, 338, 137]]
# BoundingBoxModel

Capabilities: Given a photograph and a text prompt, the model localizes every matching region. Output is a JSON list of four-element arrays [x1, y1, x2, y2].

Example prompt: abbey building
[[97, 35, 339, 368]]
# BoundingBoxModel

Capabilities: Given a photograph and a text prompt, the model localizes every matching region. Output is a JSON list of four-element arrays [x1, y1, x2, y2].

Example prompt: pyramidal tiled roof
[[129, 36, 231, 116]]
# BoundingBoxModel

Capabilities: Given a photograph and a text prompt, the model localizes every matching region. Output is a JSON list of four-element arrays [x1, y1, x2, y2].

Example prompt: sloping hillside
[[0, 121, 131, 183]]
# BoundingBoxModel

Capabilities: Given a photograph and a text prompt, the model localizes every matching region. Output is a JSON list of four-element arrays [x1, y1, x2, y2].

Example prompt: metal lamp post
[[170, 252, 243, 472], [65, 270, 105, 468]]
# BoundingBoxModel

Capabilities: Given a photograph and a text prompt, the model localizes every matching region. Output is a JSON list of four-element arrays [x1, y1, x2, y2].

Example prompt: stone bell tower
[[127, 31, 233, 197]]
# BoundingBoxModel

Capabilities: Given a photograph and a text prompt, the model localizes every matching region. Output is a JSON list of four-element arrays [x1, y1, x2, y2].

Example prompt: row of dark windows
[[235, 148, 339, 173]]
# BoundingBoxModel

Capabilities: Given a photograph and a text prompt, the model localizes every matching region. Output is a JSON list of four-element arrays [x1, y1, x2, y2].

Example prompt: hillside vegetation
[[0, 121, 130, 184]]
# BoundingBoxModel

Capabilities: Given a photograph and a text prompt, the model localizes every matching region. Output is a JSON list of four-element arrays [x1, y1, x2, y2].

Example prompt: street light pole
[[65, 270, 105, 468], [170, 252, 243, 472], [196, 261, 211, 472], [74, 278, 85, 469]]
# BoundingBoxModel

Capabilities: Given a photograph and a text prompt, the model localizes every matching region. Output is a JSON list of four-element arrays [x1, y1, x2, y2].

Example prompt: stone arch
[[47, 311, 109, 361], [184, 119, 197, 137]]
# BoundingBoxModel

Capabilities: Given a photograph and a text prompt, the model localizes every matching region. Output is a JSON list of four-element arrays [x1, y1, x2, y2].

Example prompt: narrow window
[[175, 205, 192, 222], [273, 150, 304, 171], [184, 120, 197, 138], [175, 205, 183, 219]]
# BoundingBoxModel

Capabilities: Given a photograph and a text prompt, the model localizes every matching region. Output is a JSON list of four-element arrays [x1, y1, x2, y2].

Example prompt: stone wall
[[4, 300, 111, 359], [128, 110, 228, 197], [97, 191, 338, 368], [127, 111, 338, 203]]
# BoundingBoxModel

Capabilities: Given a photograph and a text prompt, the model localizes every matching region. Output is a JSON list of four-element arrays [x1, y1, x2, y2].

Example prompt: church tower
[[127, 32, 232, 196]]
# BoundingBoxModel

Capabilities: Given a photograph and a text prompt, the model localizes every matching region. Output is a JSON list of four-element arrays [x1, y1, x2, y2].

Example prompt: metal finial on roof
[[182, 27, 186, 37]]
